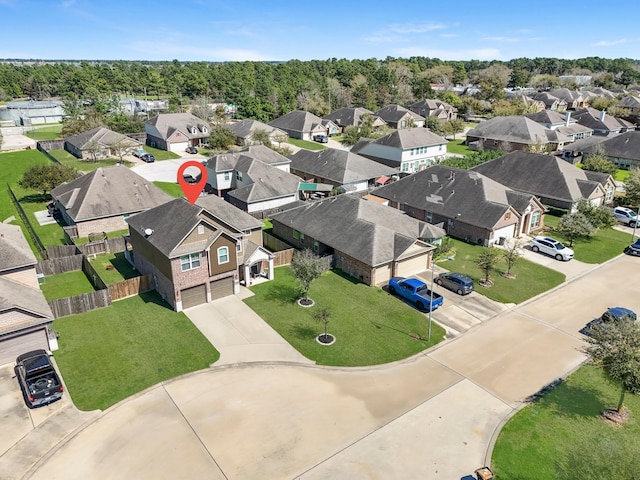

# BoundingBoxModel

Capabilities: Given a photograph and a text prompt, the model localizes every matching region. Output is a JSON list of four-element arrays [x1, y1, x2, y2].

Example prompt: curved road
[[14, 255, 640, 479]]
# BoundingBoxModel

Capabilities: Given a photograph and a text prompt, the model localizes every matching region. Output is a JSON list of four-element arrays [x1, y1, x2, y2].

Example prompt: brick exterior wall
[[75, 215, 130, 237]]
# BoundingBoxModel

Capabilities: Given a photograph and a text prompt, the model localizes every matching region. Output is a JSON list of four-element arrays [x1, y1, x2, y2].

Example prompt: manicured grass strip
[[492, 364, 640, 478], [615, 169, 630, 182], [543, 215, 630, 263], [244, 267, 445, 366], [153, 181, 184, 197], [287, 138, 326, 151], [54, 292, 220, 411], [144, 145, 181, 160], [26, 125, 63, 141], [438, 239, 565, 304], [88, 252, 139, 284], [40, 270, 95, 301], [49, 149, 131, 171], [446, 139, 471, 155], [11, 185, 67, 247]]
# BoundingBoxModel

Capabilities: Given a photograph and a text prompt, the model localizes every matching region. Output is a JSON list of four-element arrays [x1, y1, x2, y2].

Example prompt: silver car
[[529, 236, 574, 261]]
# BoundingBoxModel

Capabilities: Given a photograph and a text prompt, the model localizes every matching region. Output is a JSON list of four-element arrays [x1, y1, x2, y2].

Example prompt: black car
[[435, 272, 474, 295], [140, 153, 155, 163], [624, 238, 640, 256], [601, 307, 637, 323], [185, 146, 198, 154]]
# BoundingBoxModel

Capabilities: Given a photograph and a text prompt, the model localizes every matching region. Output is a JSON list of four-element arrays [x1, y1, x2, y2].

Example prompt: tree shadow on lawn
[[369, 320, 423, 339], [526, 380, 611, 419], [262, 283, 300, 305], [292, 324, 317, 340]]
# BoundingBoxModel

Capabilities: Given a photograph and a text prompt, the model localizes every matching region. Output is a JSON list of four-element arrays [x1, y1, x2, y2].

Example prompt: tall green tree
[[18, 164, 77, 196], [208, 126, 235, 151], [556, 212, 594, 246], [290, 249, 329, 303], [576, 199, 616, 230], [623, 168, 640, 207]]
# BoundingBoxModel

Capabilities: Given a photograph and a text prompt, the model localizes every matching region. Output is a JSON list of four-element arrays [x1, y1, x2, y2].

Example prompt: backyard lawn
[[74, 229, 128, 245], [26, 124, 63, 141], [287, 138, 326, 151], [437, 239, 565, 304], [492, 364, 640, 479], [49, 149, 131, 171], [153, 181, 184, 197], [40, 270, 95, 301], [543, 215, 631, 263], [446, 139, 472, 155], [144, 145, 181, 160], [88, 252, 139, 284], [244, 267, 446, 366], [11, 184, 67, 247], [54, 291, 220, 411]]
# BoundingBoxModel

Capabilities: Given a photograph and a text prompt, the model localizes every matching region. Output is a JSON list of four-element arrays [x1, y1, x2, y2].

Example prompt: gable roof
[[569, 130, 640, 161], [268, 110, 325, 134], [372, 165, 529, 230], [0, 223, 37, 273], [374, 104, 425, 123], [126, 197, 222, 258], [571, 107, 628, 133], [528, 92, 566, 108], [145, 113, 211, 140], [0, 276, 53, 328], [51, 166, 173, 222], [367, 127, 447, 150], [195, 195, 262, 233], [225, 119, 287, 140], [618, 95, 640, 108], [471, 151, 607, 204], [289, 148, 397, 184], [65, 127, 140, 150], [322, 107, 384, 128], [466, 116, 570, 145], [271, 195, 437, 267]]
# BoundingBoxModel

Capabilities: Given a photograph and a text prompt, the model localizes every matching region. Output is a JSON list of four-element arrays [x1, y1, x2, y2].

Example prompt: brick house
[[51, 166, 172, 238], [64, 127, 141, 160], [145, 113, 211, 152]]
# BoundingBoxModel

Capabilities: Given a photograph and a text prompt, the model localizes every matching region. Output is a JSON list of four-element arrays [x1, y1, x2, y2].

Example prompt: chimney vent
[[599, 110, 606, 122]]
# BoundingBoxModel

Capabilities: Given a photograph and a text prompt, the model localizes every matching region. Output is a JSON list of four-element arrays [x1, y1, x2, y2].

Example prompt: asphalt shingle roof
[[145, 113, 210, 140], [370, 128, 447, 149], [65, 127, 140, 150], [268, 110, 325, 134], [0, 223, 37, 272], [466, 116, 569, 145], [0, 276, 53, 326]]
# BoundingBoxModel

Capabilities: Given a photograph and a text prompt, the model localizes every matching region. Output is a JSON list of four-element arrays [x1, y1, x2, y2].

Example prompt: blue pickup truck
[[387, 277, 444, 312]]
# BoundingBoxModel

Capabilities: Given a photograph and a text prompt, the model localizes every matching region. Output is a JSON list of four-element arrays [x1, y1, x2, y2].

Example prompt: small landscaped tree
[[624, 168, 640, 208], [556, 212, 595, 246], [290, 249, 329, 305], [502, 239, 523, 277], [18, 163, 78, 197], [476, 247, 501, 286], [583, 315, 640, 416], [313, 307, 333, 344]]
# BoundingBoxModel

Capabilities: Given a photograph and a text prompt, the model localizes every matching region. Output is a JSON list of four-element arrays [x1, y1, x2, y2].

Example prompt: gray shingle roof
[[145, 113, 211, 140], [322, 107, 383, 127], [570, 130, 640, 161], [51, 166, 173, 222], [471, 151, 605, 204], [372, 165, 523, 230], [65, 127, 140, 150], [268, 110, 325, 134], [572, 107, 627, 133], [226, 119, 287, 140], [0, 276, 53, 325], [370, 128, 447, 149], [271, 195, 435, 267], [466, 116, 569, 145], [618, 95, 640, 108], [195, 195, 262, 232], [374, 104, 425, 123], [0, 223, 37, 272], [289, 148, 397, 184]]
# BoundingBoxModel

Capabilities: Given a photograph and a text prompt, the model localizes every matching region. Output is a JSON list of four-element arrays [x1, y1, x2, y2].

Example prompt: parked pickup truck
[[387, 276, 444, 312], [15, 350, 63, 408]]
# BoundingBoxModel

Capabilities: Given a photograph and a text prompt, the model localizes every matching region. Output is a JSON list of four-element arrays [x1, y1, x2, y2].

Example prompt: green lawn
[[11, 185, 68, 247], [74, 229, 128, 245], [615, 169, 630, 182], [287, 138, 326, 151], [88, 252, 139, 284], [543, 215, 631, 263], [49, 149, 131, 171], [26, 124, 63, 141], [244, 267, 446, 366], [54, 291, 220, 411], [446, 139, 472, 155], [40, 270, 95, 301], [153, 181, 184, 197], [438, 239, 565, 304], [144, 145, 181, 160], [492, 364, 640, 479]]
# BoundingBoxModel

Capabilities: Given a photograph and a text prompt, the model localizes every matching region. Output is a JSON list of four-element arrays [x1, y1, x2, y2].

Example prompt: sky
[[1, 0, 639, 62]]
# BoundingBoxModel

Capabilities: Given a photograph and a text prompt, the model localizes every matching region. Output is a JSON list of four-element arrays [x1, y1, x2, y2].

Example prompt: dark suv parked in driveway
[[435, 272, 474, 295]]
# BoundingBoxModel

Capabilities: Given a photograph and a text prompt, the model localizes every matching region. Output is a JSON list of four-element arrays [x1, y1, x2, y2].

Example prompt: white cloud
[[126, 41, 273, 61], [594, 39, 628, 46], [364, 22, 447, 44]]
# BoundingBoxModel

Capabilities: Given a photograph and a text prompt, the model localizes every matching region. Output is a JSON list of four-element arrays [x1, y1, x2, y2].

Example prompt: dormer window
[[197, 225, 205, 235], [201, 126, 208, 134], [191, 127, 197, 134]]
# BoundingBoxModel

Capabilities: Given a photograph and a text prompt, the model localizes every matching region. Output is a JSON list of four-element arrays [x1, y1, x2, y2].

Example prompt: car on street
[[613, 206, 639, 227], [624, 238, 640, 256], [185, 146, 198, 154], [529, 236, 574, 261], [435, 272, 474, 295], [313, 134, 328, 143], [140, 153, 155, 163], [600, 306, 637, 323]]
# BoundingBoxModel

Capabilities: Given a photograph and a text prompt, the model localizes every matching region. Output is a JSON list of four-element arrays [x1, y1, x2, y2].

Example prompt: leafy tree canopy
[[18, 163, 78, 196]]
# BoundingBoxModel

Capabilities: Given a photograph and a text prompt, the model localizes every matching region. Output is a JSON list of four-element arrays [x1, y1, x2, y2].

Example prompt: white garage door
[[373, 265, 391, 285], [180, 284, 207, 310], [210, 277, 234, 300], [169, 141, 189, 153], [396, 255, 429, 278], [0, 329, 49, 366]]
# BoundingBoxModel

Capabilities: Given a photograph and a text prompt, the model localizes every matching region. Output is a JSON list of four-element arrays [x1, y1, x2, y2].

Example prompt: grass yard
[[287, 138, 326, 151], [49, 149, 131, 171], [54, 292, 219, 411], [153, 181, 184, 197], [40, 270, 95, 301], [26, 124, 63, 141], [88, 252, 139, 284], [446, 138, 472, 155], [438, 239, 565, 304], [543, 215, 631, 263], [74, 229, 128, 245], [11, 185, 67, 247], [144, 145, 181, 160], [615, 169, 630, 182], [492, 364, 640, 479], [244, 267, 446, 366]]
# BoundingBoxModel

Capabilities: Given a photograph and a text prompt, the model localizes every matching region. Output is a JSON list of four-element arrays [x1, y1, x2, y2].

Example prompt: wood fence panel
[[108, 274, 154, 301], [272, 249, 295, 267], [37, 255, 84, 275], [263, 232, 295, 252], [47, 289, 110, 318], [82, 256, 107, 291], [46, 244, 79, 259]]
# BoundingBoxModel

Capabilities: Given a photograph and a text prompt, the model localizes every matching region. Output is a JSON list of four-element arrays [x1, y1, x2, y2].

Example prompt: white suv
[[613, 206, 639, 227], [529, 236, 574, 261]]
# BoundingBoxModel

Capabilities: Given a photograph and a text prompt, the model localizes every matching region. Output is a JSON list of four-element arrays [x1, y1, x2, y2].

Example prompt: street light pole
[[632, 205, 640, 242]]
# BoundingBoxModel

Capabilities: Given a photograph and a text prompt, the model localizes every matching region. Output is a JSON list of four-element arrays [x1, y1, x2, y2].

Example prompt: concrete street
[[1, 254, 637, 479]]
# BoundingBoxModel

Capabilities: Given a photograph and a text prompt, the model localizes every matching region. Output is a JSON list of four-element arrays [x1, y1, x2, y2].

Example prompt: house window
[[217, 246, 229, 264], [180, 253, 201, 271], [504, 212, 511, 220], [293, 230, 300, 239], [197, 225, 205, 235], [313, 240, 319, 252], [191, 127, 197, 134], [236, 171, 243, 181], [531, 211, 541, 228], [299, 233, 305, 242], [605, 186, 614, 202], [224, 172, 230, 181], [426, 211, 432, 222], [202, 127, 208, 134], [400, 120, 406, 128], [236, 242, 242, 252]]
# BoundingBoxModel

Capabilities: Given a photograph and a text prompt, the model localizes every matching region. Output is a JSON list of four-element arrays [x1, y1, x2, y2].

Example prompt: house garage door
[[0, 329, 49, 366], [396, 255, 429, 278], [210, 277, 234, 300], [169, 141, 189, 153], [180, 284, 207, 310]]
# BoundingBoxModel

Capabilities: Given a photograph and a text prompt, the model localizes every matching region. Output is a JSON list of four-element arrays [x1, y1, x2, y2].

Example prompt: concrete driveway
[[0, 127, 36, 151], [131, 157, 205, 183], [7, 255, 639, 479]]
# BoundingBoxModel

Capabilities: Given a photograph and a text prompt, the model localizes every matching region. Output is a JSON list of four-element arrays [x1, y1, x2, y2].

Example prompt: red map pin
[[177, 160, 208, 205]]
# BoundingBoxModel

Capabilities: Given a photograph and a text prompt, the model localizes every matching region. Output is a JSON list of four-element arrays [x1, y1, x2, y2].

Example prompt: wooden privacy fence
[[77, 237, 127, 256], [108, 274, 154, 301], [272, 249, 295, 267], [37, 254, 83, 276], [48, 289, 110, 318], [46, 244, 79, 258], [82, 256, 107, 291]]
